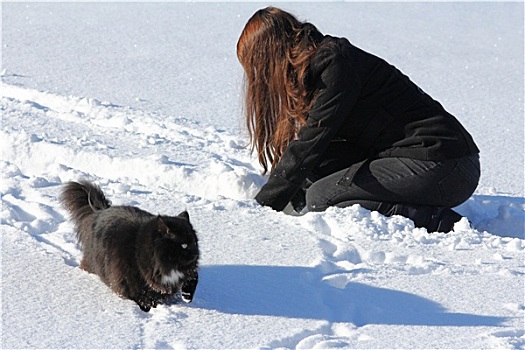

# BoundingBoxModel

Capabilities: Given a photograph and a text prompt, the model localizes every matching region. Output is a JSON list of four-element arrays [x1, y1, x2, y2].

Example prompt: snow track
[[2, 84, 524, 349]]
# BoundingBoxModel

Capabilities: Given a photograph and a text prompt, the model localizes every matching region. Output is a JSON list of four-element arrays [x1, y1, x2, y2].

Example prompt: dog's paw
[[138, 302, 152, 312], [181, 291, 193, 303], [135, 288, 159, 312], [181, 271, 198, 303]]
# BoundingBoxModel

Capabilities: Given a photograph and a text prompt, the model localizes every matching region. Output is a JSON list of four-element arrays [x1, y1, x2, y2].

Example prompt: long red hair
[[237, 7, 322, 174]]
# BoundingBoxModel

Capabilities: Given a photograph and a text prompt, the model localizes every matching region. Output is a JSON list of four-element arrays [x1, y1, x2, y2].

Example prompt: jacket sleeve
[[255, 49, 361, 211]]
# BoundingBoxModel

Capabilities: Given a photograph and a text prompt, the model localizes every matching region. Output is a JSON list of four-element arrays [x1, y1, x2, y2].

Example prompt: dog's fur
[[60, 180, 199, 311]]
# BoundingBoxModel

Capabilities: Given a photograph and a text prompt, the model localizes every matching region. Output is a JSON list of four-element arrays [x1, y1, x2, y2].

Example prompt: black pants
[[306, 155, 480, 214]]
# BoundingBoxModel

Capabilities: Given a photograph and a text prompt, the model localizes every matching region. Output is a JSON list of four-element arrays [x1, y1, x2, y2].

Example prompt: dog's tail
[[60, 180, 111, 242]]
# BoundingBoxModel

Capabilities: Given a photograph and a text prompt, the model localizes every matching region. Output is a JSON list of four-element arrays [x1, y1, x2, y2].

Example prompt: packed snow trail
[[2, 85, 524, 349]]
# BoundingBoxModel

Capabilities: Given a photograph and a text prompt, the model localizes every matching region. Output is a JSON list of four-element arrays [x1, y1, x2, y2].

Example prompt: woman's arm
[[255, 47, 361, 211]]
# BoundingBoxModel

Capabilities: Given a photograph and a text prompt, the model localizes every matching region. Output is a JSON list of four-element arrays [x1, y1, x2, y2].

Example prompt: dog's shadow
[[195, 264, 506, 327]]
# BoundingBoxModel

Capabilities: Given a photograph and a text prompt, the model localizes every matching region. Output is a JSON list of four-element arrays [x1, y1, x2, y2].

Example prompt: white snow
[[1, 2, 524, 349]]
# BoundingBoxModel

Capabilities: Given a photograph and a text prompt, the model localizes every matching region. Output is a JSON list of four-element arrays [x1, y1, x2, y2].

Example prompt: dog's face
[[152, 213, 199, 288]]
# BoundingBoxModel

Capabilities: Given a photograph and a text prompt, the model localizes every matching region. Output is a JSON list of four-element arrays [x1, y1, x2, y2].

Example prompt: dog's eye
[[181, 244, 188, 249]]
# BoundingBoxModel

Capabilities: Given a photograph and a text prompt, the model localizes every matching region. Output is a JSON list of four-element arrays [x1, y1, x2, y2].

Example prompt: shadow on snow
[[197, 265, 508, 327]]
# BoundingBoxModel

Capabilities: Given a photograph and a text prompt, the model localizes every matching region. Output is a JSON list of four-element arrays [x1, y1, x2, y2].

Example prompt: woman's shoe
[[379, 203, 462, 232]]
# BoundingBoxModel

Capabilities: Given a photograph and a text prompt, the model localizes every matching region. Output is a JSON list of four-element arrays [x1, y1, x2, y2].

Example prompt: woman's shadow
[[195, 265, 507, 327]]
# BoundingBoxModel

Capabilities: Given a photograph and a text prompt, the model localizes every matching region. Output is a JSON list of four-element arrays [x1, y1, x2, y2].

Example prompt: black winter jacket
[[255, 35, 479, 211]]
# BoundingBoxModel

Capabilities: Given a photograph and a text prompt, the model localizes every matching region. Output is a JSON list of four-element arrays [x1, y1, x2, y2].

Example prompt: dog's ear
[[157, 216, 169, 234], [178, 211, 190, 221]]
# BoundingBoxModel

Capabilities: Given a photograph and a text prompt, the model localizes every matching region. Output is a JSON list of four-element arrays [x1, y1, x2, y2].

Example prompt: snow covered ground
[[1, 2, 524, 349]]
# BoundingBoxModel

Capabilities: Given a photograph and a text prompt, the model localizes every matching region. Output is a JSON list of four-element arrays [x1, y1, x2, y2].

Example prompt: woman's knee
[[438, 155, 480, 206]]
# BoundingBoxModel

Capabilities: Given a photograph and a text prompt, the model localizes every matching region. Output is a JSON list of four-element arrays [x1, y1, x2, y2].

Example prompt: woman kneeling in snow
[[237, 7, 480, 232]]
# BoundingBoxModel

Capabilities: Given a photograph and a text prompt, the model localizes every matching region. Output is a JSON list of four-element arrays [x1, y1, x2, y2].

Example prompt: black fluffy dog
[[60, 180, 199, 311]]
